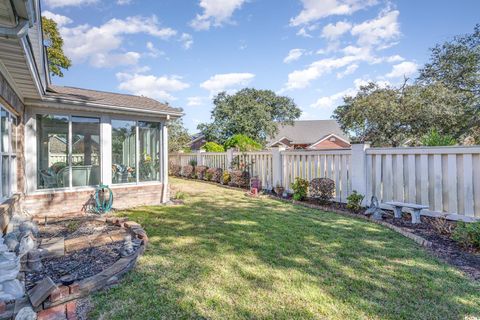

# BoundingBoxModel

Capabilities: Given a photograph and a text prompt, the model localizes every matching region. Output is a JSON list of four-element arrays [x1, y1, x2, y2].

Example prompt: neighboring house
[[267, 120, 350, 150], [0, 0, 182, 232], [189, 133, 206, 151]]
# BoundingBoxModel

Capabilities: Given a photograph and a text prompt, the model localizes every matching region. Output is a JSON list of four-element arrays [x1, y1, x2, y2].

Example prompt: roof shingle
[[46, 85, 182, 115], [268, 120, 349, 145]]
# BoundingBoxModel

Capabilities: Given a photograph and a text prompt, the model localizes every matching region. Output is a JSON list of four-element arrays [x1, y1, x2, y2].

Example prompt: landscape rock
[[15, 306, 37, 320]]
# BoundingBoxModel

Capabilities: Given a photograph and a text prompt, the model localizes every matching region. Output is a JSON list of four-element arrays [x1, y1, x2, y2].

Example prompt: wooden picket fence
[[169, 145, 480, 221]]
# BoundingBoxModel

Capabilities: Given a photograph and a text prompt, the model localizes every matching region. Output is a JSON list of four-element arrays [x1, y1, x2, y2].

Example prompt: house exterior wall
[[22, 183, 166, 217], [0, 70, 25, 233], [18, 105, 170, 219], [310, 139, 351, 149]]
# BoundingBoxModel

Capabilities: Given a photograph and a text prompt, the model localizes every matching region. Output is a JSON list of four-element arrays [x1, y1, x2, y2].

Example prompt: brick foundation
[[23, 183, 166, 217], [0, 194, 21, 233]]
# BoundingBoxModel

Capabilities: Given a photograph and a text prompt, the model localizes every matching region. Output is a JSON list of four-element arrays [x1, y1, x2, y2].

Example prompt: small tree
[[42, 16, 71, 77], [168, 118, 191, 153]]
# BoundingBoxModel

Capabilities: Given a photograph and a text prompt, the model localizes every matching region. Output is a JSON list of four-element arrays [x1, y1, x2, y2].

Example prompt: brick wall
[[23, 184, 166, 217]]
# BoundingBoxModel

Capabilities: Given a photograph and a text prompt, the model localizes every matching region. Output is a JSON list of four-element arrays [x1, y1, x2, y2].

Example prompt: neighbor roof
[[45, 85, 183, 115], [268, 120, 348, 145]]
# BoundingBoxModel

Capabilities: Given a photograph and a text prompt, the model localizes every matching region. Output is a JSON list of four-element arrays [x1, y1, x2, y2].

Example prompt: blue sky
[[43, 0, 480, 133]]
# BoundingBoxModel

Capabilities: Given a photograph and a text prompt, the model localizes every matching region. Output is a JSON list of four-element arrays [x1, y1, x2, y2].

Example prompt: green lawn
[[91, 178, 480, 320]]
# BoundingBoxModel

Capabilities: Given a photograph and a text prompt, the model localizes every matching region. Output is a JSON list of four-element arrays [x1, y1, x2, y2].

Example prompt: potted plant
[[274, 182, 284, 197]]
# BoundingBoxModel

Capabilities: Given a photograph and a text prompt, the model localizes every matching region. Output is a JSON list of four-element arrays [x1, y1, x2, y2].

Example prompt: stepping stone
[[28, 277, 57, 308]]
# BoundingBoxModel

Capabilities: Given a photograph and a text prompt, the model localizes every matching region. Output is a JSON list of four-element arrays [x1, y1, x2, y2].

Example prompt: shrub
[[310, 178, 335, 204], [206, 167, 223, 183], [168, 162, 181, 176], [222, 171, 231, 185], [205, 171, 213, 181], [224, 134, 262, 152], [346, 191, 364, 212], [174, 191, 187, 200], [188, 159, 198, 167], [182, 165, 194, 178], [452, 221, 480, 249], [195, 165, 208, 180], [202, 142, 225, 152], [421, 129, 456, 146], [291, 177, 309, 201], [229, 170, 250, 188]]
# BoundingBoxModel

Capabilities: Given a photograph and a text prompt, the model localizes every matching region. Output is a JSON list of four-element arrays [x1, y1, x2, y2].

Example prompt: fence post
[[350, 143, 370, 205], [271, 147, 285, 189], [226, 148, 234, 169], [196, 150, 204, 166]]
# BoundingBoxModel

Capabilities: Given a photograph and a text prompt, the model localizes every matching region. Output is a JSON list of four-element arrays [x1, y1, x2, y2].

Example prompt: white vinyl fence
[[169, 144, 480, 221]]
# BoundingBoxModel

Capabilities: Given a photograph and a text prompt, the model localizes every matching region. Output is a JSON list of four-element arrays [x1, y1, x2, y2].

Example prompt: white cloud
[[190, 0, 247, 31], [290, 0, 377, 26], [42, 11, 73, 27], [310, 88, 354, 109], [385, 61, 418, 78], [386, 54, 404, 63], [117, 0, 132, 4], [92, 52, 141, 68], [59, 16, 176, 68], [351, 9, 400, 47], [187, 96, 207, 106], [180, 33, 194, 49], [321, 21, 352, 40], [336, 63, 358, 78], [283, 49, 305, 63], [146, 41, 165, 58], [116, 73, 190, 101], [283, 47, 373, 90], [200, 73, 255, 94], [310, 77, 390, 110], [44, 0, 98, 8]]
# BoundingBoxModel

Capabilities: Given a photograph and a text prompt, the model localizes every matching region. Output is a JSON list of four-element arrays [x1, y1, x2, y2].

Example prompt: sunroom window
[[37, 114, 101, 189], [112, 120, 161, 184], [112, 120, 136, 184]]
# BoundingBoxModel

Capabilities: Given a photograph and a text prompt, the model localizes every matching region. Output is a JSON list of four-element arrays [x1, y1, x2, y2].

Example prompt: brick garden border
[[0, 217, 148, 320]]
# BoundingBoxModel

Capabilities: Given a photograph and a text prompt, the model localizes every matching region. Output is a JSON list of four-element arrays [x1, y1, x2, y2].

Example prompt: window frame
[[112, 119, 162, 185], [36, 113, 102, 191], [0, 104, 17, 202]]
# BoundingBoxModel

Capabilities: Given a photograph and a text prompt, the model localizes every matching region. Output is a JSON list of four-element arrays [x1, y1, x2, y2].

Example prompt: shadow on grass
[[90, 179, 480, 320]]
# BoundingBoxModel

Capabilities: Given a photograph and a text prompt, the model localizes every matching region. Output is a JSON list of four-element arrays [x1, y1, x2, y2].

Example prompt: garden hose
[[95, 184, 113, 214]]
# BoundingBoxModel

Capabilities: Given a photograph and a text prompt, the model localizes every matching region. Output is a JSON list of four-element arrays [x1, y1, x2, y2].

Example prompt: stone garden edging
[[0, 217, 147, 320]]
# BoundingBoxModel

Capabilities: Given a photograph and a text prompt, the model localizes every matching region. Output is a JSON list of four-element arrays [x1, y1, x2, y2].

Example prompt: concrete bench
[[384, 202, 429, 224]]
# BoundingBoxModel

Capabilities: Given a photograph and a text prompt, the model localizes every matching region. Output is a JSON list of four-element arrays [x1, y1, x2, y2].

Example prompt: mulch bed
[[36, 217, 119, 240], [26, 241, 123, 290], [26, 216, 128, 290], [272, 194, 480, 281]]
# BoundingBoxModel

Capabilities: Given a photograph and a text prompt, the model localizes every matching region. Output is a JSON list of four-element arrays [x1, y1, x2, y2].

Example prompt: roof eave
[[24, 96, 184, 118]]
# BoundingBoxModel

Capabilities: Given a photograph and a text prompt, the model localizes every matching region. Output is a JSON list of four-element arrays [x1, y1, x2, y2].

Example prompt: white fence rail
[[365, 146, 480, 220], [169, 145, 480, 221]]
